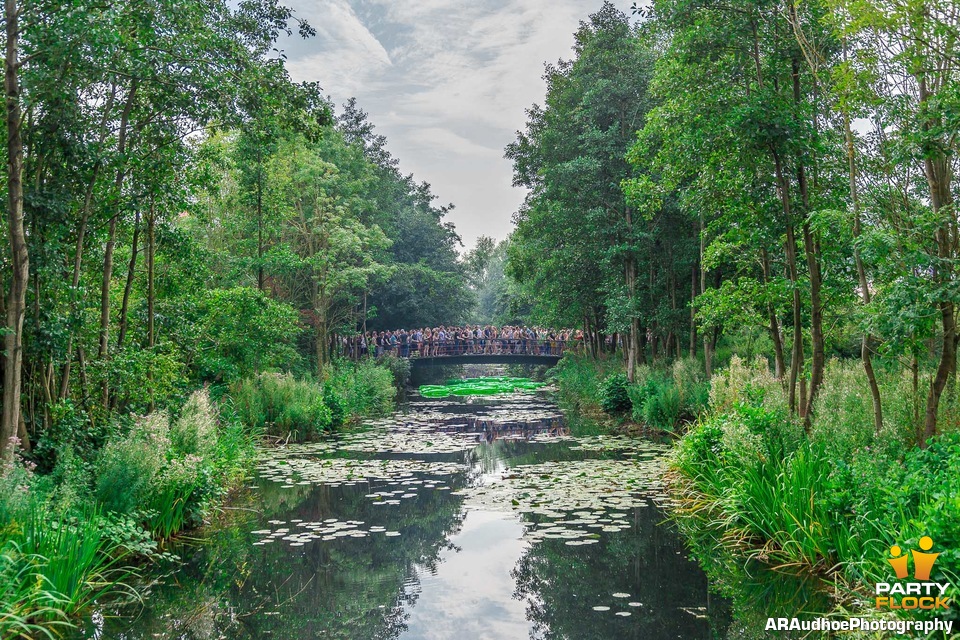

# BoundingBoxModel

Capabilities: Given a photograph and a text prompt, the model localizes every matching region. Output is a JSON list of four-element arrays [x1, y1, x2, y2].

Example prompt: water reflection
[[73, 387, 730, 640]]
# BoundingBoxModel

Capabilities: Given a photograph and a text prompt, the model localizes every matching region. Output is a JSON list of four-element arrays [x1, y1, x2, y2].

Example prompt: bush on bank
[[552, 353, 709, 431], [1, 388, 250, 637]]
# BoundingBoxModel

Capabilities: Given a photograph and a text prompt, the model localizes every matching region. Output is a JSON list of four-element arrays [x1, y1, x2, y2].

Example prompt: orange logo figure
[[888, 545, 909, 579], [912, 536, 939, 581]]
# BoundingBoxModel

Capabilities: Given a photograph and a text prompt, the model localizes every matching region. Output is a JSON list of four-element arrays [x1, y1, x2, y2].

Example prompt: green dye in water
[[419, 377, 545, 398]]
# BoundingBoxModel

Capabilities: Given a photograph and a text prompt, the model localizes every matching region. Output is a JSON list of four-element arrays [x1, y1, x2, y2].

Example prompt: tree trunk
[[700, 212, 712, 377], [919, 68, 956, 446], [624, 215, 639, 381], [98, 80, 138, 408], [2, 0, 28, 461], [689, 260, 697, 358], [843, 95, 882, 434], [773, 148, 804, 421], [257, 145, 265, 291], [761, 248, 786, 379], [147, 195, 156, 348], [117, 210, 141, 348]]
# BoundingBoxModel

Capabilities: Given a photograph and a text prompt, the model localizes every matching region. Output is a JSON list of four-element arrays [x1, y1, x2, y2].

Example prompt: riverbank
[[0, 358, 399, 639], [552, 353, 959, 636]]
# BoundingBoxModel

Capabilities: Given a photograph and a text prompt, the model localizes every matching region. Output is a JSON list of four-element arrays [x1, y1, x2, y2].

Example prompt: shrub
[[628, 371, 668, 422], [549, 353, 622, 415], [192, 287, 303, 383], [598, 373, 631, 414], [327, 360, 396, 419], [170, 389, 218, 458], [708, 355, 785, 415], [323, 383, 347, 429], [642, 385, 683, 431], [95, 414, 170, 516], [231, 373, 332, 440], [377, 354, 411, 388]]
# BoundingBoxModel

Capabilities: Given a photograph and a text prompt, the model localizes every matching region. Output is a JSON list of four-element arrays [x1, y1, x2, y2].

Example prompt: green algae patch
[[419, 377, 546, 398]]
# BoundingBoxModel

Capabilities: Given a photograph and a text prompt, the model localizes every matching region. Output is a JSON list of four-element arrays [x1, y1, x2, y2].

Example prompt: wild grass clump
[[0, 449, 136, 638], [326, 359, 396, 419], [231, 373, 332, 440]]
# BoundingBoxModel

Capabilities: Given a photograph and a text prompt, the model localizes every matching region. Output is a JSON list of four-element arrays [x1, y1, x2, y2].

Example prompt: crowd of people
[[340, 326, 582, 359]]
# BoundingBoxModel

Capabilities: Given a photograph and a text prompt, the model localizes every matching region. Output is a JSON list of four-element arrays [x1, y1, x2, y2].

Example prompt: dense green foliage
[[507, 0, 960, 446], [0, 1, 462, 633], [672, 358, 959, 628]]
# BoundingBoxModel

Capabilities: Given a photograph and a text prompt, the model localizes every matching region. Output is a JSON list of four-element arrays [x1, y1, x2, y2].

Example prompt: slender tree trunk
[[257, 145, 265, 291], [60, 87, 114, 400], [625, 256, 640, 381], [98, 80, 138, 408], [117, 210, 141, 348], [689, 260, 697, 357], [700, 212, 712, 377], [2, 0, 28, 461], [773, 149, 805, 421], [786, 56, 824, 425], [917, 68, 956, 446], [843, 98, 882, 433], [147, 195, 156, 348], [761, 248, 786, 379]]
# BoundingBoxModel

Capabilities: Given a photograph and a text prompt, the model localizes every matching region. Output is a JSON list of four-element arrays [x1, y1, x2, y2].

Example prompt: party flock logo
[[876, 536, 951, 611]]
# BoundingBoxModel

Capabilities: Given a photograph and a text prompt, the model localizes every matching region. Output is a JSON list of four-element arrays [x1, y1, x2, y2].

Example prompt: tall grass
[[18, 503, 136, 615], [0, 500, 137, 638], [325, 359, 396, 419], [670, 355, 959, 621], [231, 373, 332, 440], [0, 543, 71, 639]]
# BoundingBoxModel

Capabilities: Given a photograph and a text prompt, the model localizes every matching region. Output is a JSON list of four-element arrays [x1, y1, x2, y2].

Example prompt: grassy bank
[[0, 359, 398, 638], [549, 353, 709, 433], [552, 353, 959, 632]]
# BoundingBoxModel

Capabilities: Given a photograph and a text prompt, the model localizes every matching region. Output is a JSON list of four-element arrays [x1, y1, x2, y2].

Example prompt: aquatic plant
[[419, 377, 545, 398]]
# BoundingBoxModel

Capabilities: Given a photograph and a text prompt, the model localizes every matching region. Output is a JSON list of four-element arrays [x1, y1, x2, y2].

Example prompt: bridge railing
[[337, 337, 581, 360]]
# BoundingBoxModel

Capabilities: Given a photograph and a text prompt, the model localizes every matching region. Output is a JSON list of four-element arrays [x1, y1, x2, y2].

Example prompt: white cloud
[[281, 0, 637, 249]]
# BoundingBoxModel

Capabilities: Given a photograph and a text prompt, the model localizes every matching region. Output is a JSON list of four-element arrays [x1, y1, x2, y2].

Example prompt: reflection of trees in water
[[511, 505, 729, 640], [677, 521, 832, 640], [81, 470, 470, 640]]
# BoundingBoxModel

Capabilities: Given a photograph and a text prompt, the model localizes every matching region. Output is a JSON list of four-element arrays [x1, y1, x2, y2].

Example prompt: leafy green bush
[[91, 345, 187, 413], [192, 287, 303, 383], [642, 385, 683, 430], [170, 389, 218, 458], [549, 353, 623, 415], [323, 383, 347, 429], [598, 373, 631, 414], [327, 360, 396, 419], [231, 373, 332, 440], [628, 371, 668, 422], [377, 354, 411, 388], [95, 414, 170, 516]]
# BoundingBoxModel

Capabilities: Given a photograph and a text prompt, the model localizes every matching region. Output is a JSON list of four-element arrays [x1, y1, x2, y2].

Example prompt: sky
[[279, 0, 636, 251]]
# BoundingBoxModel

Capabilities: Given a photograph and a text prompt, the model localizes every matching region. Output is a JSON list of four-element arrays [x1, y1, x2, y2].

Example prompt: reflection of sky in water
[[402, 510, 531, 640]]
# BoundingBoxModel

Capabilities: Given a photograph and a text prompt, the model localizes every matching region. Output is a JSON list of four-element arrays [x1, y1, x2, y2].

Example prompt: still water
[[76, 377, 732, 639]]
